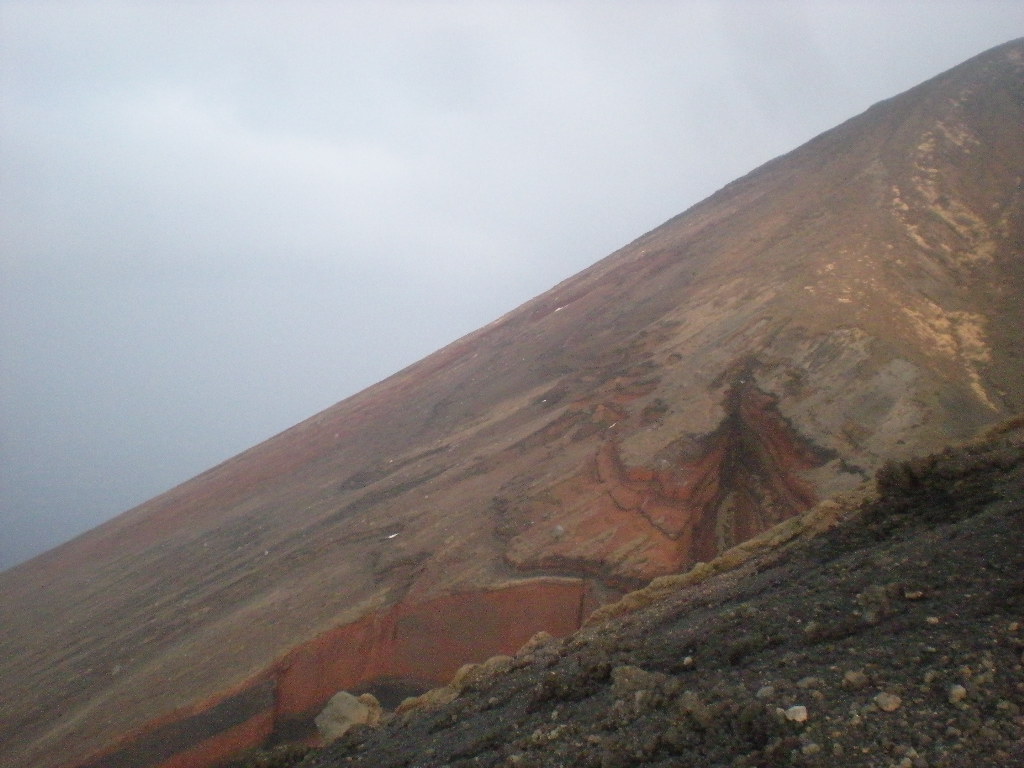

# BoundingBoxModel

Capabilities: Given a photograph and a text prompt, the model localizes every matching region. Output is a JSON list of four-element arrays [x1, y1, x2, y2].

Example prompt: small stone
[[679, 690, 713, 728], [801, 742, 822, 755], [756, 685, 776, 699], [903, 589, 925, 600], [874, 692, 902, 712], [996, 699, 1020, 717], [517, 631, 556, 656], [843, 670, 870, 689], [948, 684, 968, 704], [974, 723, 997, 747], [926, 616, 941, 625], [903, 747, 926, 767], [797, 676, 823, 689], [611, 664, 667, 696], [785, 705, 809, 723]]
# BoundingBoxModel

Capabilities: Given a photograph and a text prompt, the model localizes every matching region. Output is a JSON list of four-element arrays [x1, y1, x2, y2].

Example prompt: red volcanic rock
[[273, 579, 590, 724], [71, 579, 588, 768], [504, 373, 835, 581], [2, 39, 1024, 768]]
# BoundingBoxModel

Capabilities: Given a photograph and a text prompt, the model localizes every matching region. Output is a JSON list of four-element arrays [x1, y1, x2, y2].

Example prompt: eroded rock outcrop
[[503, 367, 835, 582]]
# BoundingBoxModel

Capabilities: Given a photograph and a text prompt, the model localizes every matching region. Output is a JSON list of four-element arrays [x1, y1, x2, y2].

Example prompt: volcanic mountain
[[1, 39, 1022, 768]]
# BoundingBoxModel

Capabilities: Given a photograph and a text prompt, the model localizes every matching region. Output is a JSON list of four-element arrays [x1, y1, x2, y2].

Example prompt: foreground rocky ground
[[232, 419, 1024, 768]]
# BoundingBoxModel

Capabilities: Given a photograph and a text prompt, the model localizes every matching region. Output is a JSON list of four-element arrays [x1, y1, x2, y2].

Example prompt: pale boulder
[[314, 691, 382, 743]]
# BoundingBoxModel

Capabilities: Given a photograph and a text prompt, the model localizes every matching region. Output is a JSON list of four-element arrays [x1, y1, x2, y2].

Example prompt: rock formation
[[313, 692, 381, 744], [0, 38, 1022, 768], [297, 418, 1024, 768]]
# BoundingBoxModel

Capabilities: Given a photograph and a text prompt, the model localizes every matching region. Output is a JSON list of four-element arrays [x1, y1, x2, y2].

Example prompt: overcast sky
[[2, 1, 1021, 571]]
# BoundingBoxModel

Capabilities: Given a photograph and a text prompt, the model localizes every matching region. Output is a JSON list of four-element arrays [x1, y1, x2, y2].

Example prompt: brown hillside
[[1, 38, 1022, 768], [297, 417, 1024, 768]]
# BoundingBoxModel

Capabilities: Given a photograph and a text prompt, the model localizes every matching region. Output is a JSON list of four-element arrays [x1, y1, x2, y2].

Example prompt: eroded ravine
[[504, 365, 836, 583]]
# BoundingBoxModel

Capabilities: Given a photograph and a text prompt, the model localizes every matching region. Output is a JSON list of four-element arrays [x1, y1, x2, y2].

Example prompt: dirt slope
[[0, 39, 1022, 768], [296, 418, 1024, 768]]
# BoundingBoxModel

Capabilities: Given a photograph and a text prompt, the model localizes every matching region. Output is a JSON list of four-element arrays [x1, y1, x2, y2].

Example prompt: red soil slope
[[73, 579, 588, 768]]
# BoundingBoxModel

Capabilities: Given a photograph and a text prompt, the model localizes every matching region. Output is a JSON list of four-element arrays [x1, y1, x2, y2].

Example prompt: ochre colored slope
[[1, 39, 1022, 768]]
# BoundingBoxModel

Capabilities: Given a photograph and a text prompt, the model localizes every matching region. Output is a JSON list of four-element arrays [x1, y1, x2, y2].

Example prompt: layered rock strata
[[72, 579, 589, 768]]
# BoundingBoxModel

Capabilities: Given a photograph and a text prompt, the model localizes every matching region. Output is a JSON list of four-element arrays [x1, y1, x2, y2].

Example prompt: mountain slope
[[298, 418, 1024, 768], [1, 38, 1022, 768]]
